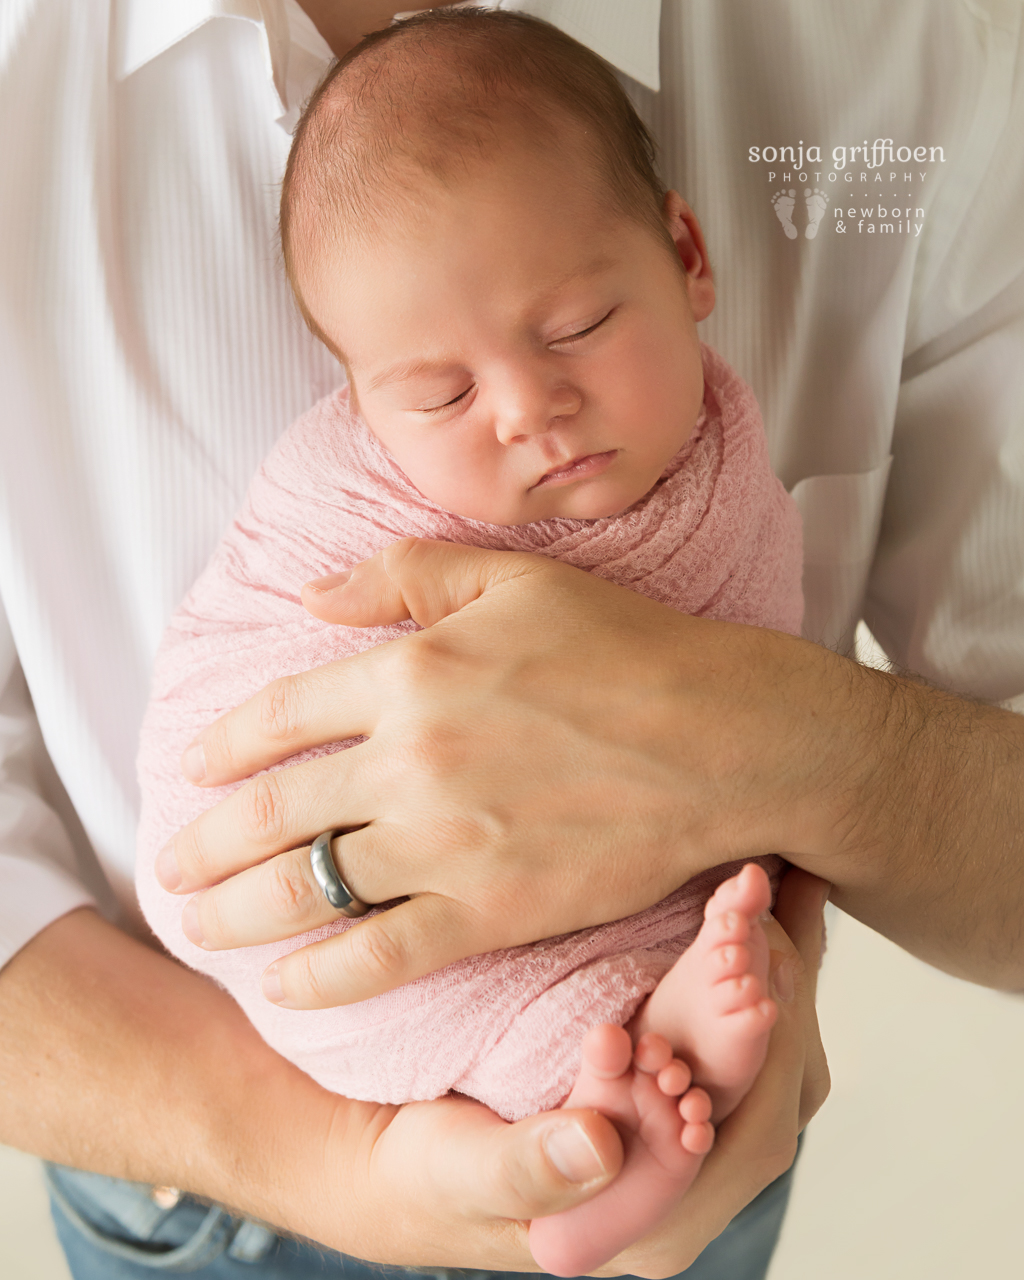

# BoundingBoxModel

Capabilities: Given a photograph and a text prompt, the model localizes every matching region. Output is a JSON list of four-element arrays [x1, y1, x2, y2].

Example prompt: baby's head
[[281, 7, 714, 525]]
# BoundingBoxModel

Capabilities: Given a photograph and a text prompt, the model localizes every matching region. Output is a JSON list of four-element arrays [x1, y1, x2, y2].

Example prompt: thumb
[[451, 1105, 625, 1222], [301, 537, 550, 628]]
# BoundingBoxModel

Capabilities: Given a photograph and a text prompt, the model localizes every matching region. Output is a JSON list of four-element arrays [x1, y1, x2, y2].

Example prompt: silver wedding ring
[[310, 830, 372, 917]]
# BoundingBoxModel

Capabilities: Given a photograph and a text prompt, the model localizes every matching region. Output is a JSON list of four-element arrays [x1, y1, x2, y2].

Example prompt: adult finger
[[350, 1095, 623, 1271], [158, 746, 382, 892], [181, 830, 502, 1008], [766, 866, 832, 1128], [176, 649, 382, 791], [769, 865, 830, 1001], [181, 844, 340, 950], [301, 536, 549, 628], [413, 1099, 625, 1225], [260, 893, 495, 1009], [182, 540, 552, 790]]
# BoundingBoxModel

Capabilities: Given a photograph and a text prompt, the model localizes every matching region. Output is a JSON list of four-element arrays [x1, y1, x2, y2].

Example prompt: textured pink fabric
[[135, 344, 803, 1121]]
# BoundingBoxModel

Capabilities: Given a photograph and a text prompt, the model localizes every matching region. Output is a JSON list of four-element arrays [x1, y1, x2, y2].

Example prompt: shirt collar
[[497, 0, 661, 91], [114, 0, 292, 100], [115, 0, 661, 95]]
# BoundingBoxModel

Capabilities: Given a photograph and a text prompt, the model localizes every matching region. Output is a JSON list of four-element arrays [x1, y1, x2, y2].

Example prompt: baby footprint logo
[[772, 189, 798, 239], [804, 187, 829, 239]]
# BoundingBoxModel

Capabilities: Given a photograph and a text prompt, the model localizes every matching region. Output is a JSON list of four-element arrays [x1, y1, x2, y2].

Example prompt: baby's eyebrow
[[364, 253, 618, 393], [366, 355, 457, 393], [531, 252, 618, 308]]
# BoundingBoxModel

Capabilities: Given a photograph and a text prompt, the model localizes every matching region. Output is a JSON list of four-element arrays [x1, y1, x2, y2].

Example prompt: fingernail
[[181, 742, 206, 784], [304, 570, 351, 594], [543, 1122, 605, 1184], [261, 963, 300, 1008], [180, 896, 207, 947], [155, 842, 182, 892], [772, 960, 796, 1003]]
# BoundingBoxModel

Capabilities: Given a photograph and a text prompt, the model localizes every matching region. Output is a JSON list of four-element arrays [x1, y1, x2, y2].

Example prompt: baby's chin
[[528, 474, 670, 523], [489, 483, 657, 526], [408, 458, 676, 525]]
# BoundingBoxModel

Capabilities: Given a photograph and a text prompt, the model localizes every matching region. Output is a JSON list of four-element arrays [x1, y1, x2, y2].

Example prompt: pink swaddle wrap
[[136, 344, 803, 1122]]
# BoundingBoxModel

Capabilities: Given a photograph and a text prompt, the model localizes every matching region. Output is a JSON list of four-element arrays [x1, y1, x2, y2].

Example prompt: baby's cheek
[[399, 446, 522, 523]]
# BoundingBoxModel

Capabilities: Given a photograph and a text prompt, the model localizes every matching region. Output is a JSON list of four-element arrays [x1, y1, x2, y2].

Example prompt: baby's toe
[[712, 941, 751, 980], [706, 865, 771, 923], [634, 1031, 673, 1075], [729, 999, 778, 1036], [678, 1087, 712, 1125], [681, 1119, 715, 1156], [580, 1023, 634, 1080], [713, 973, 768, 1015], [655, 1059, 692, 1097]]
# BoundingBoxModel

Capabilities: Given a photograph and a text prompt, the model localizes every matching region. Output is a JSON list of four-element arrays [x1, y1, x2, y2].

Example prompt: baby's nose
[[495, 383, 582, 444]]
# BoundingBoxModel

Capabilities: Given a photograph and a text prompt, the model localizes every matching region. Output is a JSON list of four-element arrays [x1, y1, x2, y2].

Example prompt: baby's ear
[[662, 191, 715, 320], [686, 270, 715, 323]]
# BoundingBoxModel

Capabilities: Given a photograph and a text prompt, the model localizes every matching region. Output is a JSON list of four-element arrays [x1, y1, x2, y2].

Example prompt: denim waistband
[[45, 1163, 278, 1271]]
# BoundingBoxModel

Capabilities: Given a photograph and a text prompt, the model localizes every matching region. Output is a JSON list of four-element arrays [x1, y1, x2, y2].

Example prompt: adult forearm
[[0, 908, 345, 1237], [0, 906, 632, 1268], [796, 656, 1024, 990]]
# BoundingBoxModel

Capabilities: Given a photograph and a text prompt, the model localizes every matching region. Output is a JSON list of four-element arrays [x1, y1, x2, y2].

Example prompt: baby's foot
[[529, 1024, 713, 1277], [633, 863, 777, 1121], [772, 189, 798, 238], [804, 187, 830, 238]]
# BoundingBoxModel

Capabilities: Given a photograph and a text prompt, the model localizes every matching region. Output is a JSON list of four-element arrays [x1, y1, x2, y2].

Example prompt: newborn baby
[[136, 9, 803, 1275]]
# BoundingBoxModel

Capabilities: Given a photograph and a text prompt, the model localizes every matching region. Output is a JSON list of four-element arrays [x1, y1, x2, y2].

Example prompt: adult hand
[[306, 867, 829, 1274], [2, 874, 826, 1273], [0, 908, 625, 1270], [159, 537, 1024, 1004]]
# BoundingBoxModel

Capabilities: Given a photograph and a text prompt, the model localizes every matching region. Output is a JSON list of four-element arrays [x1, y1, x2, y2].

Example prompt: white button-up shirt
[[1, 0, 1021, 963]]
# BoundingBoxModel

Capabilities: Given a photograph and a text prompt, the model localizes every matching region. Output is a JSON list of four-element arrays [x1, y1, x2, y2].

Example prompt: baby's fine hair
[[280, 6, 670, 343]]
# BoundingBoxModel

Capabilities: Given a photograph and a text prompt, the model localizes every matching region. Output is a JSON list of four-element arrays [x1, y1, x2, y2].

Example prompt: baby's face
[[301, 141, 714, 525]]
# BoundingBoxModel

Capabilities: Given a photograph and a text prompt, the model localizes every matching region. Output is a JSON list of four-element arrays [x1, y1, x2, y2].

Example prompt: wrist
[[757, 641, 931, 869], [163, 984, 366, 1250], [804, 658, 1024, 986]]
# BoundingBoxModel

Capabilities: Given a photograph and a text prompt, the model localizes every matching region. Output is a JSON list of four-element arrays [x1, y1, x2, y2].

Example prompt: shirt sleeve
[[864, 11, 1024, 706], [0, 599, 97, 968], [866, 275, 1024, 705]]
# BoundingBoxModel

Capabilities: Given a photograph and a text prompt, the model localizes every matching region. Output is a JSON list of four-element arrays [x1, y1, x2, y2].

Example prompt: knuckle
[[621, 1255, 694, 1280], [258, 677, 304, 745], [281, 946, 324, 1006], [761, 1137, 800, 1185], [345, 920, 409, 988], [486, 1141, 546, 1218], [384, 633, 447, 690], [383, 536, 423, 571], [498, 1179, 547, 1221], [174, 823, 218, 886], [261, 856, 321, 923], [195, 885, 229, 944], [398, 718, 477, 783], [195, 713, 248, 781], [289, 936, 357, 1008], [396, 723, 449, 777], [237, 774, 287, 846], [806, 1062, 832, 1117]]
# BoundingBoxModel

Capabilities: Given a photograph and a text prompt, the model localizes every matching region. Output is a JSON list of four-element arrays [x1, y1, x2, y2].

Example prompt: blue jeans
[[46, 1147, 798, 1280]]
